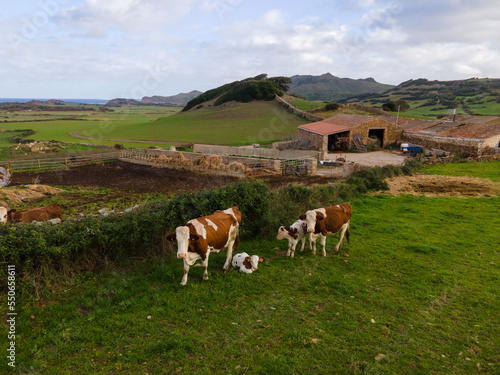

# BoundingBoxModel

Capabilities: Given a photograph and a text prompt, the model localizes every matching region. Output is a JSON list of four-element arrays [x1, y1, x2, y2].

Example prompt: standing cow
[[166, 206, 242, 285], [276, 219, 319, 257], [7, 203, 62, 223], [300, 203, 353, 256]]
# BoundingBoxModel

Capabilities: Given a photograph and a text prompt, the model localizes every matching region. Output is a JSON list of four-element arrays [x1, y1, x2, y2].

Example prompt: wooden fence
[[4, 152, 120, 171]]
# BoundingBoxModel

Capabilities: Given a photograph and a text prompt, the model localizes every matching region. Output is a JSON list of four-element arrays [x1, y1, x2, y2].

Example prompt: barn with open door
[[298, 114, 399, 157]]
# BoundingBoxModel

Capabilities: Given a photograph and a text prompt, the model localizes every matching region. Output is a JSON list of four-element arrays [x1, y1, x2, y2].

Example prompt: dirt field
[[8, 161, 336, 194], [381, 174, 500, 197]]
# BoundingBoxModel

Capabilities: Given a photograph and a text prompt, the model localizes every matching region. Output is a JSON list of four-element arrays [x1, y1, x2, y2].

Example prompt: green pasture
[[420, 160, 500, 182], [108, 101, 309, 145], [0, 101, 306, 148], [2, 194, 498, 374]]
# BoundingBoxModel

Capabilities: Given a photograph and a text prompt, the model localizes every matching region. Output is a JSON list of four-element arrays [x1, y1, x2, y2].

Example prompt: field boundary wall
[[4, 152, 120, 171], [193, 144, 320, 160]]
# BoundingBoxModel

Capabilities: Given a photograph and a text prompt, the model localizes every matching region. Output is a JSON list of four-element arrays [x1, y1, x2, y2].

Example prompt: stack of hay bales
[[206, 155, 224, 170], [172, 152, 192, 166], [195, 154, 209, 168]]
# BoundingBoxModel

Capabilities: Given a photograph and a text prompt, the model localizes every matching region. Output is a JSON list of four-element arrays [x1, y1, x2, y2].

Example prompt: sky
[[1, 0, 499, 99]]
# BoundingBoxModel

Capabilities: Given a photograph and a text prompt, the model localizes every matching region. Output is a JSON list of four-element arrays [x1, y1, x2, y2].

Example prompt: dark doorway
[[368, 129, 385, 147], [328, 131, 350, 151]]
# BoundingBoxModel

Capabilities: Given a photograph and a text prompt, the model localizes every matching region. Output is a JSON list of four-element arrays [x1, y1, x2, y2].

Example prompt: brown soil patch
[[9, 161, 240, 194], [382, 174, 500, 197]]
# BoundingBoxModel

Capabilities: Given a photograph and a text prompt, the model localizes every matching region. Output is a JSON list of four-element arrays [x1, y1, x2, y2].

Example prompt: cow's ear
[[245, 256, 251, 262], [8, 209, 16, 214], [259, 257, 264, 262], [190, 234, 200, 242], [165, 233, 176, 242], [298, 214, 306, 220], [316, 214, 325, 222]]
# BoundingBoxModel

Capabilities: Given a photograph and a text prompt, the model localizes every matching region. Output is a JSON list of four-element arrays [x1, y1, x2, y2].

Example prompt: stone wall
[[274, 95, 324, 122], [193, 144, 320, 160], [403, 133, 483, 157], [348, 118, 399, 147]]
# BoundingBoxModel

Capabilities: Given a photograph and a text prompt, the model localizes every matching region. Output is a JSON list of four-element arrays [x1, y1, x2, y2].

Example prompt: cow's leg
[[202, 252, 210, 280], [320, 234, 327, 256], [299, 237, 306, 252], [334, 223, 349, 253], [290, 239, 298, 258], [180, 260, 190, 286], [286, 241, 292, 257], [309, 233, 317, 255], [223, 231, 238, 271]]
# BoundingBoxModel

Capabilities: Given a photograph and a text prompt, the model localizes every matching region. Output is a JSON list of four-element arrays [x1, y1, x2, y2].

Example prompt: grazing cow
[[7, 203, 62, 224], [166, 206, 242, 285], [0, 207, 7, 224], [232, 252, 263, 273], [276, 219, 319, 257], [299, 203, 353, 256]]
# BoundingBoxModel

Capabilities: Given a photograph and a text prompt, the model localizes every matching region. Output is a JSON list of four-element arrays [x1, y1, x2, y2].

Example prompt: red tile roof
[[298, 121, 349, 135], [298, 114, 379, 135]]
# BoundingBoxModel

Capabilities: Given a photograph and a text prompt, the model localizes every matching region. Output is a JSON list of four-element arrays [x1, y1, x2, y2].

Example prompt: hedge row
[[0, 160, 421, 292]]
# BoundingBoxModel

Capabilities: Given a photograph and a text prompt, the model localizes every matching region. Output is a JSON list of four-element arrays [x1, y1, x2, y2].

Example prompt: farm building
[[298, 114, 402, 157], [402, 115, 500, 157]]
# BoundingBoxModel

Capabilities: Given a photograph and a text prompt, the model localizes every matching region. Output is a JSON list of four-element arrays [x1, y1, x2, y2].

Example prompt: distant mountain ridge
[[340, 77, 500, 115], [141, 90, 203, 105], [288, 73, 394, 101], [106, 90, 203, 106]]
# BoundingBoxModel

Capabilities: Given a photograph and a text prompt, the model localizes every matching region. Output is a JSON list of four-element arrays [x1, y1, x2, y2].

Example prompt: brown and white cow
[[7, 203, 62, 223], [276, 219, 319, 258], [0, 207, 7, 224], [299, 203, 353, 256], [166, 206, 242, 285]]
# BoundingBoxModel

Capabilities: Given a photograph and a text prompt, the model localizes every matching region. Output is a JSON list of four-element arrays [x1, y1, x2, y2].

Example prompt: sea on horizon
[[0, 98, 109, 105]]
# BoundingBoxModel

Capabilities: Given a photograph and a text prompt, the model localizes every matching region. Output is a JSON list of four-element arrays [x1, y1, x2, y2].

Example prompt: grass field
[[1, 162, 499, 374], [0, 101, 308, 149], [421, 161, 500, 182], [4, 195, 498, 374]]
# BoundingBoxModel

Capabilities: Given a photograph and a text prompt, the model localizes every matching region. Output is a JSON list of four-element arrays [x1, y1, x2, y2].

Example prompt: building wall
[[483, 134, 500, 148], [348, 118, 398, 147], [403, 133, 483, 156]]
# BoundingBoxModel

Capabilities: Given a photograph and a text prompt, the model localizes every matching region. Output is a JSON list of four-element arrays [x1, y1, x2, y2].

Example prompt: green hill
[[288, 73, 394, 102], [183, 74, 291, 112], [341, 77, 500, 116], [115, 100, 309, 145]]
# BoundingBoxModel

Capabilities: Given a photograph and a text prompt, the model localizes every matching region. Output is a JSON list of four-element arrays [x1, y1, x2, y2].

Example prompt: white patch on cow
[[223, 207, 238, 222], [0, 207, 7, 224], [175, 226, 191, 259], [188, 219, 207, 239], [185, 252, 202, 266], [316, 208, 327, 217], [205, 219, 218, 231]]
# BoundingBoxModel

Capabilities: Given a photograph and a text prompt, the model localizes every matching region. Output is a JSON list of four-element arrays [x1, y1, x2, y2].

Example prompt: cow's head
[[248, 255, 263, 270], [276, 226, 296, 240], [0, 207, 7, 224], [300, 210, 325, 233], [166, 226, 200, 259]]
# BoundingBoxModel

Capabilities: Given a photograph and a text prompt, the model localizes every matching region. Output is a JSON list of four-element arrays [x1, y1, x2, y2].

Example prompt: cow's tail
[[345, 221, 350, 244]]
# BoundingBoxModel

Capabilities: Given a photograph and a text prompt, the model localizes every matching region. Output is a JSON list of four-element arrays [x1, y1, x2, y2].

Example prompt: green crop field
[[1, 161, 498, 374], [0, 101, 308, 150]]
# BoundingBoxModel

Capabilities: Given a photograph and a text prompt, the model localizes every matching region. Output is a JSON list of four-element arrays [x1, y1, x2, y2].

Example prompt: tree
[[267, 76, 292, 92]]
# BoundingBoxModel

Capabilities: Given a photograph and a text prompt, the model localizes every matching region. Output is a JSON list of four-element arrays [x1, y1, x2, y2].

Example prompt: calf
[[300, 203, 353, 256], [0, 207, 7, 224], [8, 203, 62, 223], [232, 252, 263, 273], [276, 219, 319, 257], [166, 206, 242, 285]]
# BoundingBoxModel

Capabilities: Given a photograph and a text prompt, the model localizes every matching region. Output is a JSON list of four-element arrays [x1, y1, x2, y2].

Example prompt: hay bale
[[195, 154, 209, 168], [207, 155, 224, 169], [171, 152, 187, 165], [158, 154, 169, 163], [228, 162, 246, 173]]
